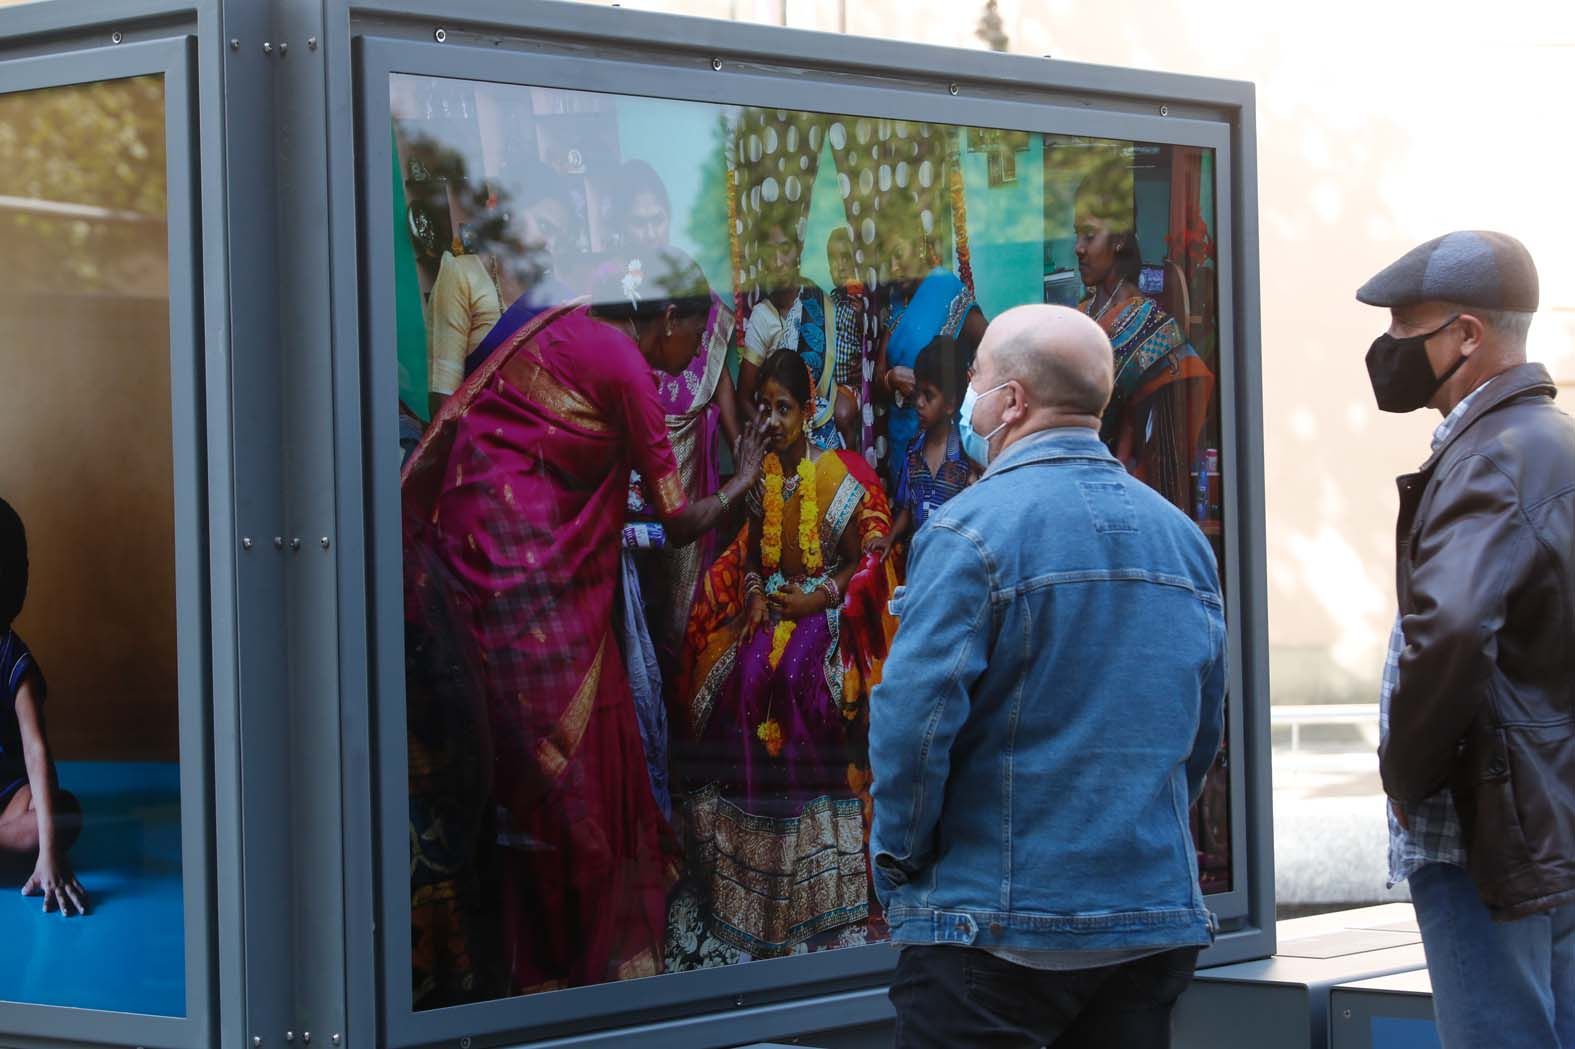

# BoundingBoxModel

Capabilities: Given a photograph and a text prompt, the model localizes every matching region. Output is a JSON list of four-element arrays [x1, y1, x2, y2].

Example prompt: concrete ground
[[1271, 738, 1412, 917]]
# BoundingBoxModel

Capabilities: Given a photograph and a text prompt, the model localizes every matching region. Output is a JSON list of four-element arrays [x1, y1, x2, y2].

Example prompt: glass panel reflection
[[391, 75, 1229, 1008]]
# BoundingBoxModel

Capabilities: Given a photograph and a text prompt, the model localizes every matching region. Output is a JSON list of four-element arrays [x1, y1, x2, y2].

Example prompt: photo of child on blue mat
[[0, 72, 186, 1017], [0, 497, 87, 917]]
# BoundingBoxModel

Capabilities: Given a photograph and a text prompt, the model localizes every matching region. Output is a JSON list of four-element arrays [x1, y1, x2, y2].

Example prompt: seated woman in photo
[[0, 497, 86, 917], [671, 350, 900, 963]]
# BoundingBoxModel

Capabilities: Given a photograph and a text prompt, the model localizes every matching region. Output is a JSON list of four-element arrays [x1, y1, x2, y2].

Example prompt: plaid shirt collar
[[1429, 377, 1497, 452]]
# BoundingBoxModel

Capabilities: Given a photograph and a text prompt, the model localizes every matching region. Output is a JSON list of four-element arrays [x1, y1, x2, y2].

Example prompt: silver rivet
[[263, 41, 273, 54], [242, 537, 254, 550], [433, 27, 447, 42], [320, 537, 331, 549], [1159, 104, 1169, 116], [274, 537, 285, 550], [734, 994, 744, 1006], [302, 1035, 312, 1045], [308, 37, 318, 50], [1343, 1009, 1352, 1020], [279, 42, 289, 56], [290, 538, 302, 551], [460, 1039, 472, 1049], [230, 38, 240, 50], [285, 1034, 294, 1044], [253, 1039, 263, 1049], [331, 1037, 341, 1047], [112, 31, 123, 44], [711, 57, 723, 71]]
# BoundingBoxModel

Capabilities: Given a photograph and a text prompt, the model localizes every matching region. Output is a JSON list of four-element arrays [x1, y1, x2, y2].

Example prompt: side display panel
[[389, 74, 1228, 1009], [0, 74, 186, 1016]]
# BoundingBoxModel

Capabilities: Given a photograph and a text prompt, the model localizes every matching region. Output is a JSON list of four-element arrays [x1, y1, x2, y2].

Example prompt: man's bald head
[[979, 305, 1113, 417]]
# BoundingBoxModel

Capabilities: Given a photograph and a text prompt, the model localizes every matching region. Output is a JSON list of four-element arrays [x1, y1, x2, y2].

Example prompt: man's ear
[[1457, 313, 1488, 357]]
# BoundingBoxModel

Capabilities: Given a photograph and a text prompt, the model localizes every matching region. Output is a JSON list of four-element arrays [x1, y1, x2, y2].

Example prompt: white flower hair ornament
[[621, 258, 644, 311]]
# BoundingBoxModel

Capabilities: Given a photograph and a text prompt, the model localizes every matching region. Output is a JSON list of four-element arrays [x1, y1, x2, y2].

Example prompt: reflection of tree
[[976, 0, 1010, 52], [395, 128, 537, 290], [0, 76, 167, 295], [686, 113, 736, 297]]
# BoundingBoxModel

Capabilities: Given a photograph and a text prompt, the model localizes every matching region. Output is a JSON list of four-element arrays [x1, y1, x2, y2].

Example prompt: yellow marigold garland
[[761, 454, 785, 569], [725, 139, 748, 350], [760, 453, 821, 676], [796, 456, 821, 575], [948, 145, 975, 296], [755, 716, 784, 758], [768, 619, 795, 674]]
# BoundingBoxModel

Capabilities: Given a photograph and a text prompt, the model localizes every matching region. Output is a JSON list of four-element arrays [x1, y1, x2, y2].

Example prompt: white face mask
[[958, 380, 1010, 466]]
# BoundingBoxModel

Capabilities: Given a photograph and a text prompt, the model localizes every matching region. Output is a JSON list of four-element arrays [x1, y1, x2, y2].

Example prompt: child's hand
[[768, 584, 825, 622], [23, 851, 89, 917]]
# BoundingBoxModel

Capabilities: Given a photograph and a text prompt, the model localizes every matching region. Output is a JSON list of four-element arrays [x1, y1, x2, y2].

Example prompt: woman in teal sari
[[874, 231, 988, 476]]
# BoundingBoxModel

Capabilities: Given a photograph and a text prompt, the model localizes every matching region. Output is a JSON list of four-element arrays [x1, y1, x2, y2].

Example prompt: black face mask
[[1365, 314, 1465, 413]]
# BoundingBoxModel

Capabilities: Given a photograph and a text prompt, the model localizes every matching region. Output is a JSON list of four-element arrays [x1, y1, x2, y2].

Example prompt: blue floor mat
[[0, 761, 185, 1016]]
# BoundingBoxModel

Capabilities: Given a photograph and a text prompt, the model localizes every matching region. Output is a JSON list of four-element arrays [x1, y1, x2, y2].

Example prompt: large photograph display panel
[[0, 73, 186, 1017], [390, 73, 1229, 1010]]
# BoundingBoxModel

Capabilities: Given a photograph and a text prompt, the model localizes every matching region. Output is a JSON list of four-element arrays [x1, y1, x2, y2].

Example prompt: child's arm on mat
[[16, 675, 88, 917]]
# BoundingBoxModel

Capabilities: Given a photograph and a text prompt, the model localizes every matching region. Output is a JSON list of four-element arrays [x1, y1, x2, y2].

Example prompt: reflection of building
[[603, 0, 1575, 711]]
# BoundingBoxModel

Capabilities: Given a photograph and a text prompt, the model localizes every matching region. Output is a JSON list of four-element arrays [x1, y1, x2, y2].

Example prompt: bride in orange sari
[[402, 248, 766, 1000], [672, 349, 900, 964]]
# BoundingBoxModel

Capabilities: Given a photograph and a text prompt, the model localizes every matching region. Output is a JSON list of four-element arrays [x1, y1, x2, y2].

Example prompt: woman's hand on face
[[767, 584, 823, 622], [733, 418, 768, 488], [744, 593, 770, 638], [887, 366, 916, 398]]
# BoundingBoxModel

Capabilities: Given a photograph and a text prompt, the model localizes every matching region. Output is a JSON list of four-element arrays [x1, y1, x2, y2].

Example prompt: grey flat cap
[[1356, 230, 1538, 312]]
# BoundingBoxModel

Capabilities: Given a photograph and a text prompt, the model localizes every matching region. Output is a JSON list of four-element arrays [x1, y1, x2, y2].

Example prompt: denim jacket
[[868, 427, 1226, 953]]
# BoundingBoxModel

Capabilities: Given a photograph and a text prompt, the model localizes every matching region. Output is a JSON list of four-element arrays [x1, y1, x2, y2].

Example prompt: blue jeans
[[1409, 862, 1575, 1049]]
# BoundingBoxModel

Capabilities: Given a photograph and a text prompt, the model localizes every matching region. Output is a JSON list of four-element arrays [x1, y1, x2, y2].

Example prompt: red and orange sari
[[403, 302, 686, 999], [672, 450, 900, 958]]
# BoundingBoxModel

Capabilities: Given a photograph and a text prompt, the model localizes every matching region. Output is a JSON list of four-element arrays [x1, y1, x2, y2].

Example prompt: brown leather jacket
[[1380, 362, 1575, 921]]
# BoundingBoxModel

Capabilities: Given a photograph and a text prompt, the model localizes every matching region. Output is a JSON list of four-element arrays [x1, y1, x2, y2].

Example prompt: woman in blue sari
[[874, 231, 988, 478]]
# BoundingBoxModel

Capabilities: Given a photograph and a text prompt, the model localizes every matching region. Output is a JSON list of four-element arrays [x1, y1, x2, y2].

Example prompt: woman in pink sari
[[402, 248, 766, 999]]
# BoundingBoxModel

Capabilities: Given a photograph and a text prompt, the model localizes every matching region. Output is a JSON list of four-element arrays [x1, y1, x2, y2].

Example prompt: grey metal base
[[1173, 904, 1427, 1049], [1331, 970, 1438, 1049], [736, 905, 1435, 1049]]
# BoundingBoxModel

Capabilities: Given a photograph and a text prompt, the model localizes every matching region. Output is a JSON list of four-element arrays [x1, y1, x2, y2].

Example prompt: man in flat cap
[[1359, 231, 1575, 1047]]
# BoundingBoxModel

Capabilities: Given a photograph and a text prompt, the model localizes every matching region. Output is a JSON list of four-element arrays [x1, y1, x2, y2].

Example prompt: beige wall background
[[600, 0, 1575, 704]]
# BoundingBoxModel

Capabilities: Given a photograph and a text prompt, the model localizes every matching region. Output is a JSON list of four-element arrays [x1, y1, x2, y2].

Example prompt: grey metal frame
[[0, 2, 1272, 1047], [346, 5, 1274, 1047], [0, 30, 215, 1049]]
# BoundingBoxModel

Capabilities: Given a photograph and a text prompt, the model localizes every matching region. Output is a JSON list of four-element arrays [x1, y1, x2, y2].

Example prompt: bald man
[[869, 305, 1226, 1049]]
